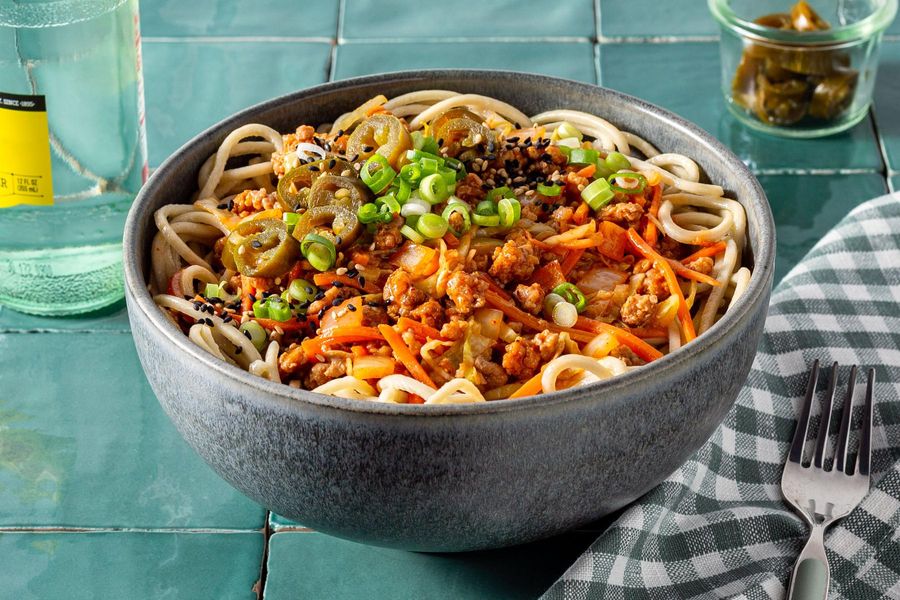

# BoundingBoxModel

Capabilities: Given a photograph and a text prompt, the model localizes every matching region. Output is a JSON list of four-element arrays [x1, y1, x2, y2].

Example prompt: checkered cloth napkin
[[542, 193, 900, 600]]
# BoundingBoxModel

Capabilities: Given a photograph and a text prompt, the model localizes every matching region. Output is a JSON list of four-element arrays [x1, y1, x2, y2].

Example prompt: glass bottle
[[0, 0, 146, 315]]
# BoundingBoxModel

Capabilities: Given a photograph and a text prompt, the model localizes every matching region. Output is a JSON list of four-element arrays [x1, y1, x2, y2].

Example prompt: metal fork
[[782, 360, 875, 600]]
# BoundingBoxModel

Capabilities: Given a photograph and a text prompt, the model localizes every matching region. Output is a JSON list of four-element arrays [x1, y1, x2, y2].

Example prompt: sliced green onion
[[240, 321, 267, 350], [265, 297, 292, 322], [581, 178, 615, 211], [404, 214, 420, 229], [552, 283, 587, 313], [204, 283, 223, 299], [252, 299, 269, 319], [536, 182, 561, 197], [475, 199, 497, 216], [419, 173, 449, 204], [416, 213, 449, 239], [441, 203, 471, 236], [360, 154, 396, 194], [485, 186, 513, 202], [608, 171, 647, 195], [400, 196, 430, 217], [288, 278, 317, 304], [282, 212, 300, 235], [399, 162, 423, 185], [472, 213, 500, 227], [393, 178, 411, 203], [556, 136, 581, 149], [300, 233, 336, 272], [419, 157, 441, 175], [555, 122, 583, 141], [497, 197, 521, 228], [437, 166, 457, 187], [377, 193, 401, 215], [411, 131, 440, 155], [567, 148, 599, 166], [406, 148, 445, 164], [595, 162, 614, 180], [357, 203, 380, 224], [604, 151, 631, 173], [400, 224, 425, 244]]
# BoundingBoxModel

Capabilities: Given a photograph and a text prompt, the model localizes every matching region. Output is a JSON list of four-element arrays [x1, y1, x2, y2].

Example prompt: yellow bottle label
[[0, 92, 54, 208]]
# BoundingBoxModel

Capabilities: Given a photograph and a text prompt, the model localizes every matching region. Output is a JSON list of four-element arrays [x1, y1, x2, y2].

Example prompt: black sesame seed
[[317, 308, 327, 320], [335, 236, 343, 246], [345, 268, 358, 278], [328, 158, 336, 169], [314, 291, 325, 301], [336, 129, 344, 137], [244, 331, 252, 340], [350, 154, 359, 162], [508, 136, 520, 143], [333, 281, 344, 288], [362, 145, 373, 152], [436, 138, 444, 147], [305, 286, 313, 294], [486, 154, 496, 161], [331, 298, 342, 307], [347, 303, 357, 312], [309, 165, 320, 172], [358, 276, 366, 287], [234, 347, 243, 355], [217, 203, 227, 209], [227, 199, 234, 210], [222, 316, 233, 324]]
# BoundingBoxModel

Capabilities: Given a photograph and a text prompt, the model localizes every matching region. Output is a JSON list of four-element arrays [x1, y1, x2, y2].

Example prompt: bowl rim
[[124, 69, 775, 417]]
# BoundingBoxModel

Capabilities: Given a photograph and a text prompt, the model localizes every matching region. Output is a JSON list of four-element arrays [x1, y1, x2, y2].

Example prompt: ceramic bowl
[[124, 70, 775, 552]]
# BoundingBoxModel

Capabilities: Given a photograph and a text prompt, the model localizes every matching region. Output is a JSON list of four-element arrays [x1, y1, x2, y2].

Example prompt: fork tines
[[787, 359, 875, 476]]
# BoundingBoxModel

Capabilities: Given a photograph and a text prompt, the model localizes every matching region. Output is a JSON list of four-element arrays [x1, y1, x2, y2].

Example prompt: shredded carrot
[[526, 235, 567, 254], [378, 324, 436, 388], [560, 248, 585, 276], [643, 185, 662, 247], [301, 326, 384, 359], [576, 164, 596, 179], [572, 201, 591, 225], [509, 371, 545, 399], [664, 258, 721, 287], [407, 394, 426, 404], [397, 317, 443, 341], [574, 317, 664, 362], [442, 232, 460, 249], [240, 275, 255, 313], [626, 326, 668, 339], [255, 317, 309, 332], [350, 346, 368, 358], [313, 272, 379, 294], [681, 241, 727, 264], [483, 289, 595, 344], [626, 229, 696, 343]]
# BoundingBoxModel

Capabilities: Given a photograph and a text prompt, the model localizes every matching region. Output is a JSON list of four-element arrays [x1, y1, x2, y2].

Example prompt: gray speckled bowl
[[124, 71, 775, 552]]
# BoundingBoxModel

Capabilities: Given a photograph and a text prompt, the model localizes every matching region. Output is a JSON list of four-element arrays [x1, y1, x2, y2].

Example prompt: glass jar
[[0, 0, 146, 315], [709, 0, 898, 137]]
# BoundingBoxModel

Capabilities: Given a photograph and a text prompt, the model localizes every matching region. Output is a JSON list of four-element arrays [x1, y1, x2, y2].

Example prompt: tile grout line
[[256, 514, 272, 600], [0, 526, 264, 534], [869, 103, 894, 189], [140, 35, 721, 45], [593, 0, 602, 84]]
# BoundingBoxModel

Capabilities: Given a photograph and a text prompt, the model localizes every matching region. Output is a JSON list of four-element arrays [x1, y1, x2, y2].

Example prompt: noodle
[[150, 90, 751, 405]]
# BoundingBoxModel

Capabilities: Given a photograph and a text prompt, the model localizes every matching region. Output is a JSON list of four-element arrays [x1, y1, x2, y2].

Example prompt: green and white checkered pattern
[[543, 194, 900, 600]]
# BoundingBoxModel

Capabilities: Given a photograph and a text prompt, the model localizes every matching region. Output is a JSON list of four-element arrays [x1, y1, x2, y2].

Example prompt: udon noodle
[[149, 91, 751, 405]]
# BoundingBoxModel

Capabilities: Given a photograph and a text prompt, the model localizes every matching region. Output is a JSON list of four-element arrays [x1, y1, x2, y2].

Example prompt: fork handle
[[787, 524, 829, 600]]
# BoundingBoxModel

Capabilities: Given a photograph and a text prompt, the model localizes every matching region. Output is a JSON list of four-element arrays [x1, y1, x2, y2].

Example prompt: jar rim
[[708, 0, 898, 45]]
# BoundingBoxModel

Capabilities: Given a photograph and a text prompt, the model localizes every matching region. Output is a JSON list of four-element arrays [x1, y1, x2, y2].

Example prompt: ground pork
[[684, 256, 715, 275], [501, 330, 560, 379], [599, 201, 644, 227], [619, 293, 658, 327], [383, 268, 426, 319], [374, 216, 404, 251], [454, 172, 486, 203], [304, 357, 347, 388], [408, 299, 444, 329], [638, 267, 669, 299], [513, 283, 545, 315], [445, 271, 487, 316], [231, 188, 276, 216], [474, 356, 508, 390], [489, 238, 540, 285], [440, 319, 468, 341]]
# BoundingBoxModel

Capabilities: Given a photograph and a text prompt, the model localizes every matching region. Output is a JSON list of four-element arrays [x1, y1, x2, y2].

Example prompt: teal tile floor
[[4, 0, 897, 597]]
